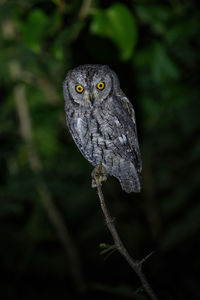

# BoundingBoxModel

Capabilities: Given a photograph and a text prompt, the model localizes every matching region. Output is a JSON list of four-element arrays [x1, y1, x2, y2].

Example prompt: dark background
[[0, 0, 200, 299]]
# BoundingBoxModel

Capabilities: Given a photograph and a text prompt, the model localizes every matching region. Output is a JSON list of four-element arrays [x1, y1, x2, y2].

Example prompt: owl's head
[[63, 64, 120, 106]]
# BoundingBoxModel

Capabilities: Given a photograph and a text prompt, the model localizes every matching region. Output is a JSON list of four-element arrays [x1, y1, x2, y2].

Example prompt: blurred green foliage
[[90, 3, 137, 60], [0, 0, 200, 299]]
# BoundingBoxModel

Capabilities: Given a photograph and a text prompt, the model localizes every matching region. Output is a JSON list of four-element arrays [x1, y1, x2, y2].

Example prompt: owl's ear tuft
[[110, 70, 120, 92], [101, 65, 120, 92]]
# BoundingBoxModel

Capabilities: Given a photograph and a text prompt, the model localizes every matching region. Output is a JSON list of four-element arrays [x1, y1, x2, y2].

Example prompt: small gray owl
[[63, 64, 142, 193]]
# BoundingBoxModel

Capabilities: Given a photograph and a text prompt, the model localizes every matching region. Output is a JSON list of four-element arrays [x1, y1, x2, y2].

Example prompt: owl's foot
[[91, 164, 107, 188]]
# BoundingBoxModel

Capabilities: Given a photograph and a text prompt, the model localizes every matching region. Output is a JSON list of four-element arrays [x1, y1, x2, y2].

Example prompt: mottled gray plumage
[[63, 64, 142, 193]]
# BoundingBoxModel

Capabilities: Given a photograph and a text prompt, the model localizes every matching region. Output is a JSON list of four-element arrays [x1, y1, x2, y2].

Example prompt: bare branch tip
[[139, 251, 155, 267]]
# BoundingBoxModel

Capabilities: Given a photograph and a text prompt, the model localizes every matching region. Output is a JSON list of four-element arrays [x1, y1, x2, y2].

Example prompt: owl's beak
[[83, 90, 96, 104], [92, 90, 99, 101]]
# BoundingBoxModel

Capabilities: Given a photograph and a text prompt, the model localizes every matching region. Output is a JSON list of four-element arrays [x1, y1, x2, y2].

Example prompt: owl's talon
[[91, 178, 98, 188], [91, 164, 107, 188]]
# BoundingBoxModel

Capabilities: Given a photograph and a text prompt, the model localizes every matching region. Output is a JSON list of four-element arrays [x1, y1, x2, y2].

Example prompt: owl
[[63, 64, 142, 193]]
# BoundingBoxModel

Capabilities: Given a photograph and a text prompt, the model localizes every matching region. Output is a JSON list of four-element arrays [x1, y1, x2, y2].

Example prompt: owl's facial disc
[[65, 65, 117, 106]]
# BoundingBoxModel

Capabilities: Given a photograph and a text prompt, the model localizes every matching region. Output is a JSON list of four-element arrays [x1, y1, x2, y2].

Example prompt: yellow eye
[[97, 82, 105, 90], [75, 85, 84, 93]]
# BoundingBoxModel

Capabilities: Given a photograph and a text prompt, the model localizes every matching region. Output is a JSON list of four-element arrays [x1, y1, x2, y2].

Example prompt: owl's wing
[[108, 90, 142, 176]]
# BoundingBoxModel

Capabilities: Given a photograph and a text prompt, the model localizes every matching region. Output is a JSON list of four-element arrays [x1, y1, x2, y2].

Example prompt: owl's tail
[[112, 160, 141, 193], [119, 175, 141, 193]]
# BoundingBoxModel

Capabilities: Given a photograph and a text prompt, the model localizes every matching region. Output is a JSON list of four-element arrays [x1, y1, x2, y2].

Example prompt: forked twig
[[93, 169, 158, 300]]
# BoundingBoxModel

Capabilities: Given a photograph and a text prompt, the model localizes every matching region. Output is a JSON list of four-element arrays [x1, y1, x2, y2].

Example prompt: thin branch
[[93, 169, 158, 300]]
